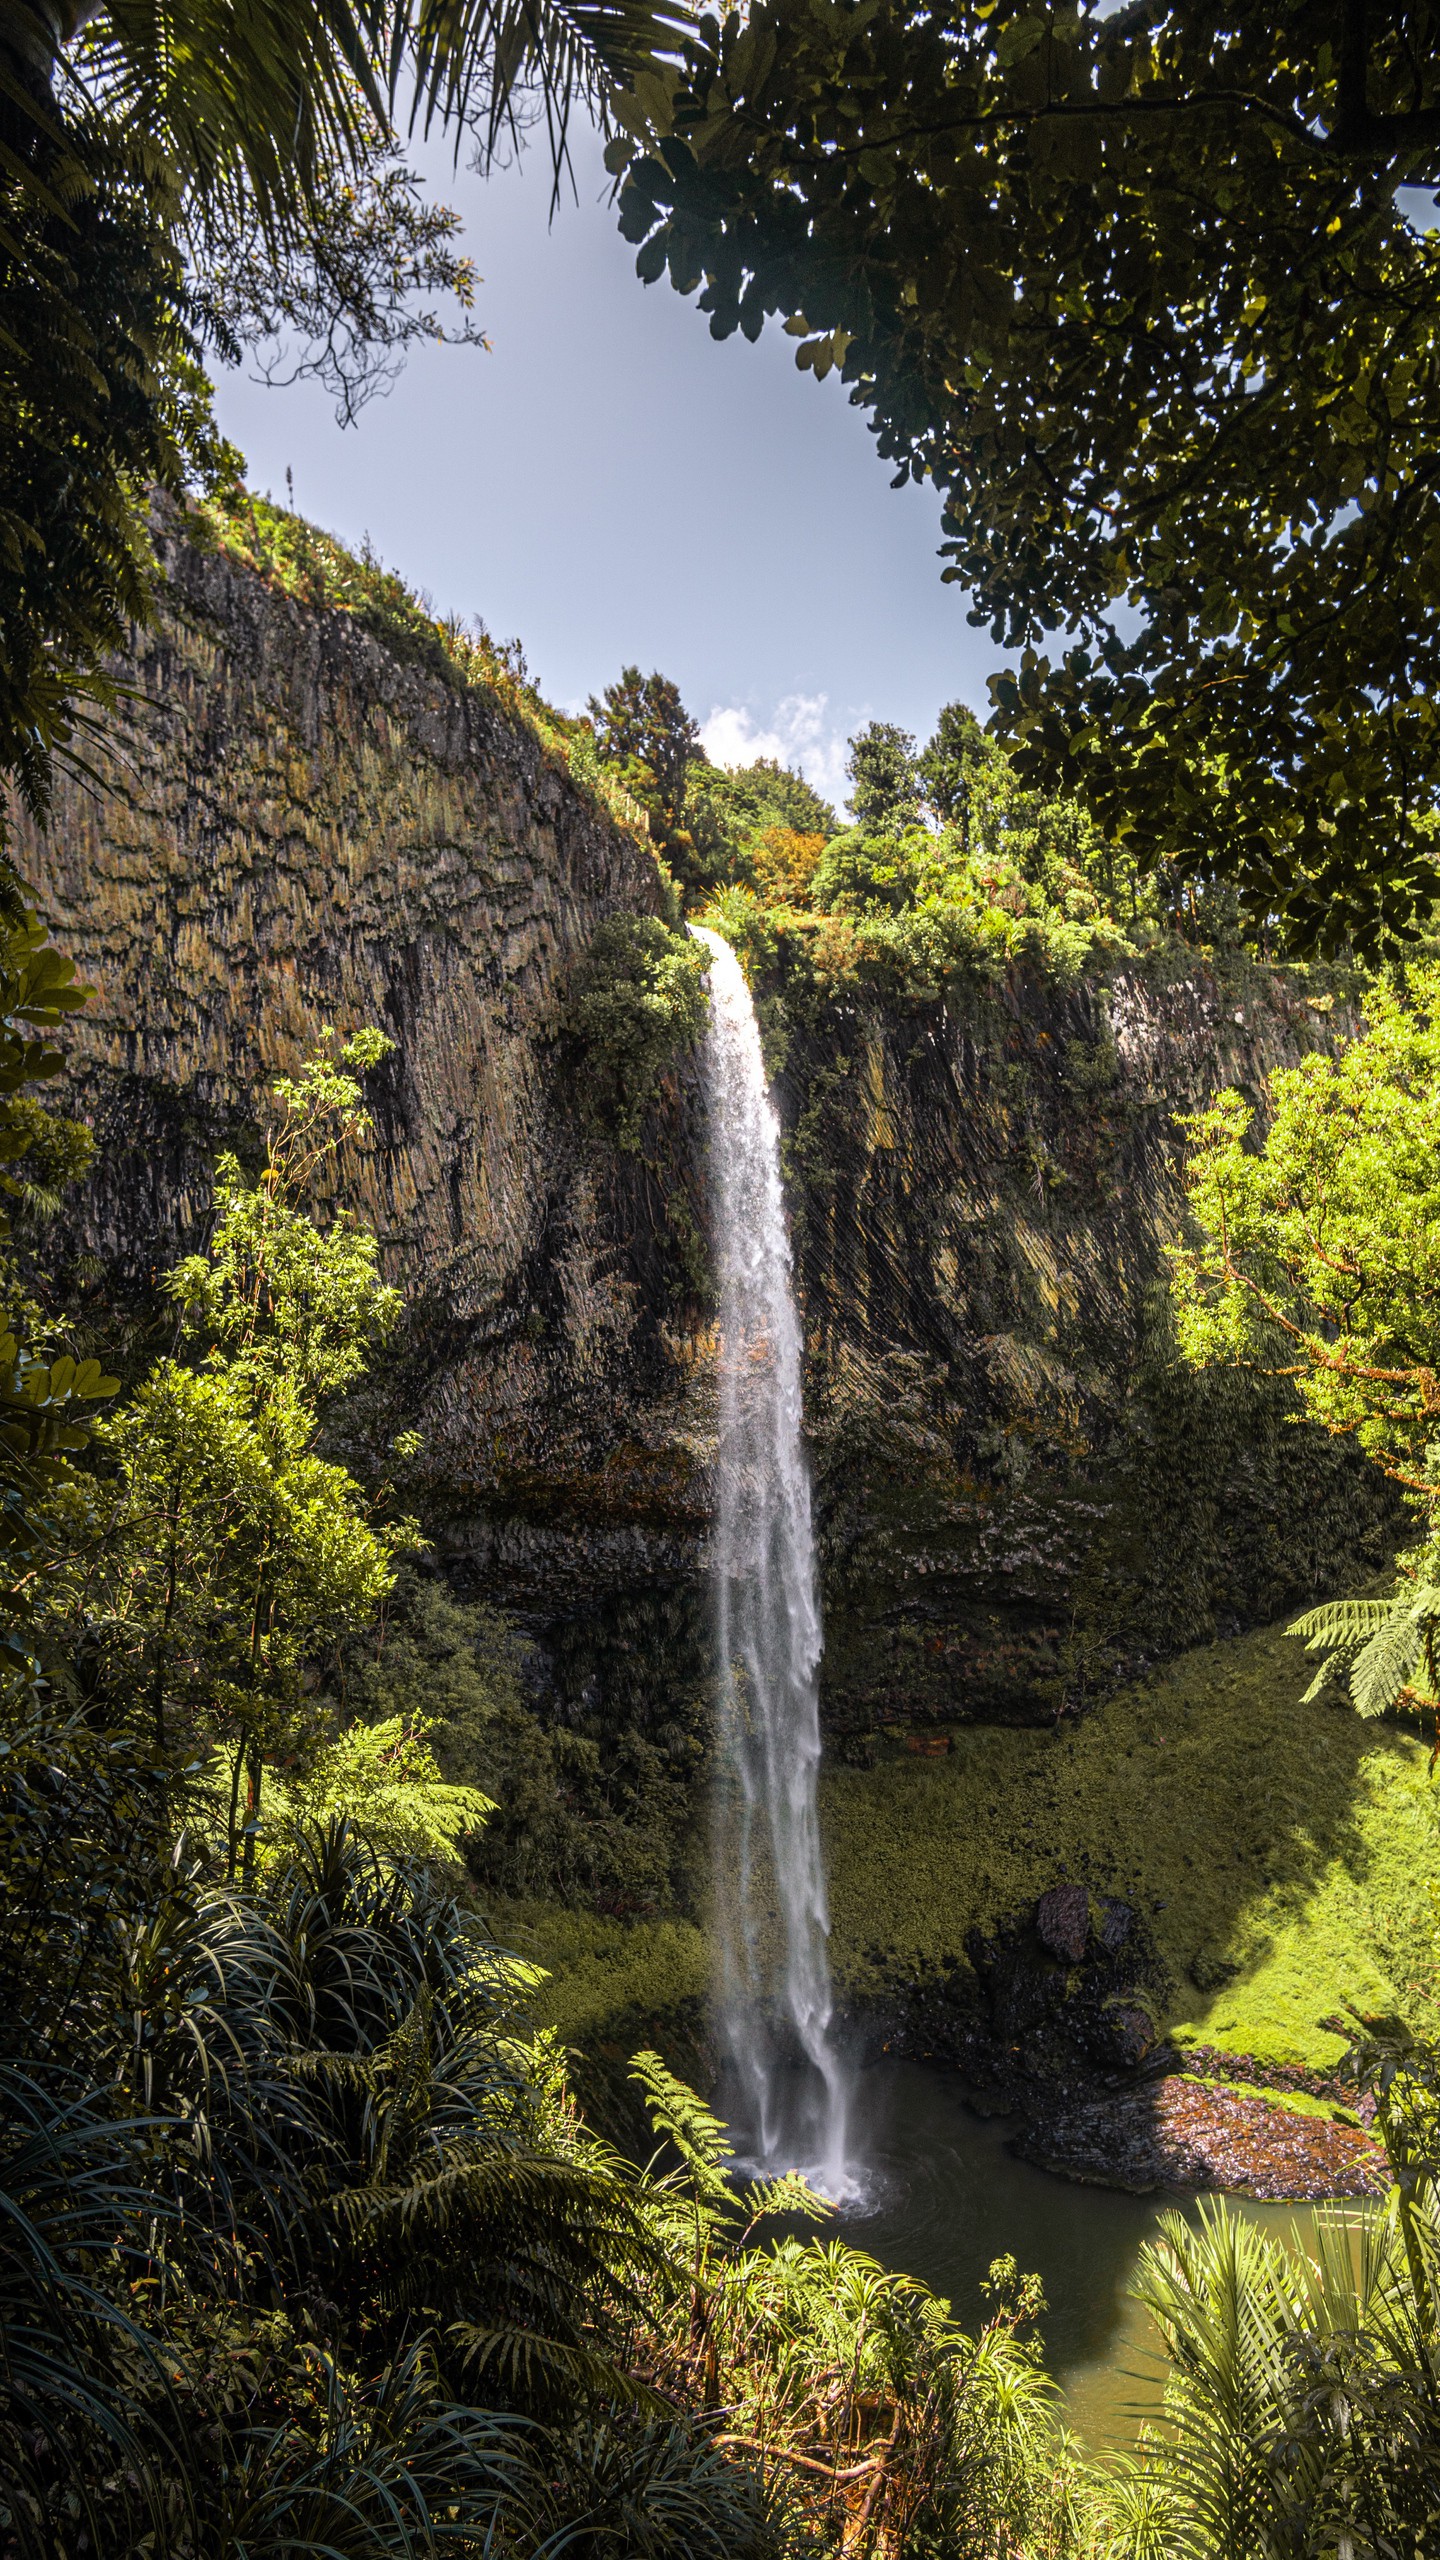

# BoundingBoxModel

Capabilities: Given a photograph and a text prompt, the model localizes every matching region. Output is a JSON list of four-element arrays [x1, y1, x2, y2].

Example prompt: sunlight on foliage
[[263, 1712, 494, 1867], [1174, 960, 1440, 1746]]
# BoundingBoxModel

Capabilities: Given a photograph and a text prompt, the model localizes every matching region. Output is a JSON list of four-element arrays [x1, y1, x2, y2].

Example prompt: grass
[[821, 1613, 1440, 2074]]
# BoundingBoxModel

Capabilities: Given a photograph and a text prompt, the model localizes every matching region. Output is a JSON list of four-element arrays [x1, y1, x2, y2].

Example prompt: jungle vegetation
[[0, 648, 1432, 2550], [612, 1, 1440, 956], [0, 933, 1113, 2556], [0, 745, 1433, 2547], [6, 0, 1440, 2544], [582, 657, 1218, 991]]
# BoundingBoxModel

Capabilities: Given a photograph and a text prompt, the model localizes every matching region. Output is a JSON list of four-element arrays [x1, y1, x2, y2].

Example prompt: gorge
[[14, 7, 1440, 2542], [13, 497, 1436, 2433]]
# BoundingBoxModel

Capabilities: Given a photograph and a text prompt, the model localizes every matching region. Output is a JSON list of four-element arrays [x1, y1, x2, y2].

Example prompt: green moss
[[489, 1904, 710, 2152], [484, 1902, 712, 2155], [489, 1901, 709, 2044], [821, 1613, 1440, 2074]]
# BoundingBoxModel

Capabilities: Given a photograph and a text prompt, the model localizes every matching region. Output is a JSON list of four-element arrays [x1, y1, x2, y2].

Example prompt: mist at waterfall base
[[691, 927, 855, 2203]]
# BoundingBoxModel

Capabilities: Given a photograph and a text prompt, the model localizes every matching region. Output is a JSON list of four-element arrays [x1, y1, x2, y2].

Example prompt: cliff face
[[778, 966, 1393, 1727], [16, 522, 1391, 1737], [16, 513, 713, 1614]]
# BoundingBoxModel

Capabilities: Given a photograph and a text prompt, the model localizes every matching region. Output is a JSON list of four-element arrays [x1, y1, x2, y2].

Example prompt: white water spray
[[691, 926, 851, 2199]]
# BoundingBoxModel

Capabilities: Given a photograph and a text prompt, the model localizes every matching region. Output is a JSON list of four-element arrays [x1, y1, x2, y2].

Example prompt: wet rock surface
[[1024, 2073, 1386, 2201], [965, 1883, 1169, 2084]]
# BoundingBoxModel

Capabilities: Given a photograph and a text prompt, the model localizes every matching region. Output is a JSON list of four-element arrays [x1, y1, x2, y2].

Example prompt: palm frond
[[448, 2318, 667, 2411], [1131, 2201, 1295, 2552], [405, 0, 695, 177], [197, 2341, 536, 2557], [61, 0, 697, 248]]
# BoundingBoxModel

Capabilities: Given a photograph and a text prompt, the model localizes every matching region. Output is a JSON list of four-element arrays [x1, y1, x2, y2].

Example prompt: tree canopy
[[612, 2, 1440, 953], [1170, 959, 1440, 1738], [1172, 963, 1440, 1495], [588, 662, 701, 839]]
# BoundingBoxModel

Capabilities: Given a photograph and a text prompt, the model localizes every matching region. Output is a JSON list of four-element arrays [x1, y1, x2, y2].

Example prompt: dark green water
[[834, 2059, 1351, 2448]]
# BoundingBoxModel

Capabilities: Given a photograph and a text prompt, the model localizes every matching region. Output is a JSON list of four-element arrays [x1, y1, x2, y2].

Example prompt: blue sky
[[209, 127, 1003, 809]]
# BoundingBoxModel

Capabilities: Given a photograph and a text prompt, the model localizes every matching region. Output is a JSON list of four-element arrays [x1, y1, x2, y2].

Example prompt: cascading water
[[691, 925, 852, 2199]]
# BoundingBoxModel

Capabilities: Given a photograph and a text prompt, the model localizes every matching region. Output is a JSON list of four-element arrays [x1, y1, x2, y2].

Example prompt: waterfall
[[691, 926, 851, 2199]]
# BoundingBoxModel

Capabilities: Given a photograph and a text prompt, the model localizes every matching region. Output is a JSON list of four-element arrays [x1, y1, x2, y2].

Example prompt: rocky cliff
[[780, 960, 1394, 1728], [15, 517, 1392, 1753], [16, 509, 718, 1623]]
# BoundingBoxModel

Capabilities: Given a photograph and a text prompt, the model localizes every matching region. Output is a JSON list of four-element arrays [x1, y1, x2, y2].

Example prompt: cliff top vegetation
[[577, 660, 1356, 1017], [612, 4, 1440, 958], [189, 484, 661, 850], [178, 498, 1351, 1042]]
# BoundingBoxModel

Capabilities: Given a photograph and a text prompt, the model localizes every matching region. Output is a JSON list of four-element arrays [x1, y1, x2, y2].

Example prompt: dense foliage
[[0, 93, 219, 830], [10, 2, 1440, 2536], [1173, 960, 1440, 1736], [588, 665, 703, 874], [0, 933, 1108, 2557], [586, 661, 836, 894], [611, 1, 1440, 953], [1175, 962, 1440, 1489], [696, 704, 1202, 1014], [566, 911, 708, 1150], [583, 670, 1181, 995]]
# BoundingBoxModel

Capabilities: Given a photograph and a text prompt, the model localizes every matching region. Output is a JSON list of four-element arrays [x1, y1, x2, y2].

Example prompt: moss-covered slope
[[509, 1614, 1439, 2091], [823, 1613, 1439, 2074]]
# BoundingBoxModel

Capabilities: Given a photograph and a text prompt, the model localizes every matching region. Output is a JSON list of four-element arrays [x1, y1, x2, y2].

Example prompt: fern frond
[[1287, 1598, 1400, 1650], [742, 2170, 831, 2225], [630, 2049, 734, 2197], [1288, 1584, 1440, 1719], [1350, 1613, 1426, 1718]]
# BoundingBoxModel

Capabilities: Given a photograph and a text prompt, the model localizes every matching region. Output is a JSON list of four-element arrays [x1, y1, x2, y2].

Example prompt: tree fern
[[1288, 1584, 1440, 1719]]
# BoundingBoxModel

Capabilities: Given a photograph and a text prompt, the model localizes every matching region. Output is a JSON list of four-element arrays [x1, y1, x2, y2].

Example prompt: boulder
[[1036, 1881, 1090, 1964]]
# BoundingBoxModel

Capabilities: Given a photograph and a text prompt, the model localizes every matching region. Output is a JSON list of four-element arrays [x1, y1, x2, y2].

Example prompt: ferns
[[13, 1724, 1440, 2557], [0, 1802, 784, 2558], [1288, 1584, 1440, 1722]]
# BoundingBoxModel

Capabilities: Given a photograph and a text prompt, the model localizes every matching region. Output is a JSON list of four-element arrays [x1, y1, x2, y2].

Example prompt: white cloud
[[699, 693, 860, 814]]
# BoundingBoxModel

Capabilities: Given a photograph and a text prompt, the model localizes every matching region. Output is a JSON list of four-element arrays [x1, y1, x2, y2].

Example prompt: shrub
[[567, 915, 707, 1151]]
